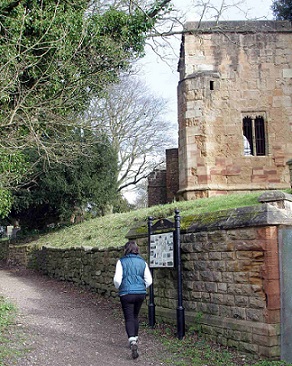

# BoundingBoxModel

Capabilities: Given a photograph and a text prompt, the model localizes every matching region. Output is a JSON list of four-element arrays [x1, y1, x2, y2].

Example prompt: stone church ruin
[[148, 20, 292, 206]]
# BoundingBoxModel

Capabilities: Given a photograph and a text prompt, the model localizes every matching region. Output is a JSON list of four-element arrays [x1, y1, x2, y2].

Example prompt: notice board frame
[[148, 217, 175, 269]]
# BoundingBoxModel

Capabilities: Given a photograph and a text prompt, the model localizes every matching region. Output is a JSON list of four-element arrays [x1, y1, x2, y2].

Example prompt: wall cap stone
[[186, 204, 292, 232], [127, 199, 292, 238], [258, 191, 292, 203], [184, 20, 292, 33]]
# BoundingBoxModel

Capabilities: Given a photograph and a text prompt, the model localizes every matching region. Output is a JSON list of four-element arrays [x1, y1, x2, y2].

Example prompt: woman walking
[[113, 241, 152, 359]]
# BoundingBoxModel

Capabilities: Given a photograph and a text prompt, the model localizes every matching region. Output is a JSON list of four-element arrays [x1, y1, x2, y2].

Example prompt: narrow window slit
[[242, 114, 267, 156]]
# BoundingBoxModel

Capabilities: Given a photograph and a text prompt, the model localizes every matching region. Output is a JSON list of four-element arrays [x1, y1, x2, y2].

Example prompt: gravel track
[[0, 266, 171, 366]]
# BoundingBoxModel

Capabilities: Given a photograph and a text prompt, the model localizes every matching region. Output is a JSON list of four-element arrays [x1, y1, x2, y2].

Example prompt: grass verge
[[0, 296, 18, 366], [146, 322, 292, 366]]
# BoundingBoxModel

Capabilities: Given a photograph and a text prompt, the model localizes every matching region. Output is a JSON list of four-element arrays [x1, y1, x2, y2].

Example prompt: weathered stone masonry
[[178, 20, 292, 200], [180, 226, 280, 355], [148, 148, 179, 207], [148, 21, 292, 204], [4, 191, 292, 360]]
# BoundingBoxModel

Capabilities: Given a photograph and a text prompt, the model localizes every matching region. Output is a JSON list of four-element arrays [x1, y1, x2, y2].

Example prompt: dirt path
[[0, 266, 170, 366]]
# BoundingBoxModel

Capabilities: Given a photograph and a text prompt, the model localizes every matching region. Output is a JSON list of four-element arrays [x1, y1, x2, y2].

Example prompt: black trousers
[[120, 294, 146, 338]]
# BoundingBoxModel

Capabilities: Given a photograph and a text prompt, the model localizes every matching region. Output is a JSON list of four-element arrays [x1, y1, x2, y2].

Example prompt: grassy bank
[[28, 191, 267, 249]]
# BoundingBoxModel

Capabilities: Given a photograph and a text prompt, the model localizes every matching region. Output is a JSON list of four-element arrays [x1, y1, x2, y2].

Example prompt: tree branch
[[147, 0, 172, 19]]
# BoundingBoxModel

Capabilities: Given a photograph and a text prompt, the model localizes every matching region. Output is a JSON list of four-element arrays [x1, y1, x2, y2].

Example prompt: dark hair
[[124, 241, 139, 255]]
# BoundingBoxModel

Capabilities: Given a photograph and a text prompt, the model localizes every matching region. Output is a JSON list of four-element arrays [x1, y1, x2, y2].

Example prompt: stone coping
[[258, 191, 292, 203], [184, 20, 292, 33], [186, 204, 292, 233], [127, 192, 292, 238]]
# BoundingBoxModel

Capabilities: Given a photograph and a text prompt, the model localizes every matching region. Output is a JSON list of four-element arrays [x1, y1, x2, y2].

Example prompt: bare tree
[[85, 75, 176, 192], [132, 179, 149, 208]]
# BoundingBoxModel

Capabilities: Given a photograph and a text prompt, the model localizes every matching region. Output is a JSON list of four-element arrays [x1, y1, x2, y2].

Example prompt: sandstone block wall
[[8, 242, 149, 299], [148, 169, 167, 207], [152, 225, 281, 358], [166, 148, 179, 203], [148, 148, 179, 207], [33, 246, 124, 298]]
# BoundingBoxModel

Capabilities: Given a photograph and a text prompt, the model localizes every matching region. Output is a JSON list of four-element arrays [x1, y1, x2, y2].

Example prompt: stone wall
[[177, 20, 292, 200], [34, 246, 124, 298], [7, 242, 149, 300], [147, 148, 179, 207], [147, 169, 167, 207], [166, 148, 179, 203], [152, 225, 280, 357], [5, 191, 292, 360], [0, 241, 9, 262]]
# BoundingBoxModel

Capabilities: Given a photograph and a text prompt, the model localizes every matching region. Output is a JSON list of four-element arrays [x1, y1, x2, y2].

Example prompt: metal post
[[148, 216, 155, 327], [174, 209, 185, 339]]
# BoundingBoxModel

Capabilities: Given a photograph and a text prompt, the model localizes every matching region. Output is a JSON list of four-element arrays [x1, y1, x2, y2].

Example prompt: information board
[[149, 232, 174, 268]]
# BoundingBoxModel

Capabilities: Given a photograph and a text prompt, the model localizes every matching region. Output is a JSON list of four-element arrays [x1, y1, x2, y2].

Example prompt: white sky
[[138, 0, 274, 131]]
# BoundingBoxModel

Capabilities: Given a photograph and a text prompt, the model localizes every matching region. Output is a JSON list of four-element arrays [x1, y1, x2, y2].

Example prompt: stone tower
[[177, 20, 292, 200]]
